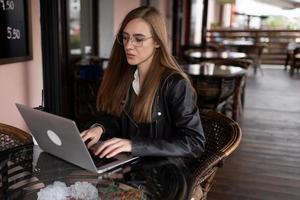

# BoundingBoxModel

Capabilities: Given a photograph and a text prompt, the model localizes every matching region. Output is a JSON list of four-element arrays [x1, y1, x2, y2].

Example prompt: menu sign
[[0, 0, 32, 64]]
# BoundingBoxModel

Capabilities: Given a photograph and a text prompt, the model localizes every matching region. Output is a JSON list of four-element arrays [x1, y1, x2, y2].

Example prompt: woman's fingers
[[87, 133, 102, 148], [105, 140, 132, 158], [80, 130, 87, 137], [105, 146, 125, 158], [93, 138, 132, 158], [80, 130, 89, 142], [94, 138, 121, 156], [81, 127, 102, 144], [87, 137, 98, 148]]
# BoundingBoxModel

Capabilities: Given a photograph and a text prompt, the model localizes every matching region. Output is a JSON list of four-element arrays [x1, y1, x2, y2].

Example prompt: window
[[69, 0, 81, 55]]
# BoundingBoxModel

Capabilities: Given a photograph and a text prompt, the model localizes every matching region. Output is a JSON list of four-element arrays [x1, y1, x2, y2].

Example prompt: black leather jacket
[[94, 72, 205, 158]]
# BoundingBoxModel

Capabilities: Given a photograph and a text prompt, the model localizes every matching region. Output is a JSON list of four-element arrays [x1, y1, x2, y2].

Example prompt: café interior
[[0, 0, 300, 199]]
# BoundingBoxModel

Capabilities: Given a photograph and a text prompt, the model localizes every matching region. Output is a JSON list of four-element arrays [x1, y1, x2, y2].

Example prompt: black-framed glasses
[[117, 33, 153, 47]]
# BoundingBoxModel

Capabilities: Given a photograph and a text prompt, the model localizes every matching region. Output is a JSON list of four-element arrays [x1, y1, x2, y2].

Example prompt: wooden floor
[[208, 68, 300, 200]]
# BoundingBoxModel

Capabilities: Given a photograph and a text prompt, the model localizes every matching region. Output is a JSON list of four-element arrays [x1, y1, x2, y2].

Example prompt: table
[[188, 50, 247, 60], [221, 39, 254, 47], [0, 145, 200, 199], [183, 63, 247, 77], [216, 40, 266, 75], [182, 63, 247, 121]]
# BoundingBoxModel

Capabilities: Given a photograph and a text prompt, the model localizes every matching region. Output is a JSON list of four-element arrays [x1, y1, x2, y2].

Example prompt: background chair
[[191, 72, 245, 121], [207, 58, 252, 112], [291, 47, 300, 76], [245, 43, 266, 75], [189, 110, 242, 200], [0, 124, 35, 199], [284, 42, 300, 71], [0, 123, 33, 152]]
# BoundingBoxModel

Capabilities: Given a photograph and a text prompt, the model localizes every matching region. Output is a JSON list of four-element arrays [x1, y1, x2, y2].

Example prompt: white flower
[[37, 181, 99, 200], [37, 181, 69, 200], [69, 181, 99, 200]]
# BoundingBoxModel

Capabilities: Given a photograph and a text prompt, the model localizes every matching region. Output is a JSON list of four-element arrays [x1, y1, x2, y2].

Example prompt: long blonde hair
[[97, 6, 191, 123]]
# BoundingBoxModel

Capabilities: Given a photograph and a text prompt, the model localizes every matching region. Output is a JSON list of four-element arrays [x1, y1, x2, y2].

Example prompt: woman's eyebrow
[[122, 31, 146, 37], [133, 33, 146, 37]]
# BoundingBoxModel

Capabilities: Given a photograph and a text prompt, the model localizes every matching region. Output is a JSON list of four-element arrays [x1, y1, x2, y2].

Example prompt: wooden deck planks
[[208, 68, 300, 200]]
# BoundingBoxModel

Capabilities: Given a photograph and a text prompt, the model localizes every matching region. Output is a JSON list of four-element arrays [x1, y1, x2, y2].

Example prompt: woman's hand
[[80, 126, 104, 149], [93, 138, 132, 158]]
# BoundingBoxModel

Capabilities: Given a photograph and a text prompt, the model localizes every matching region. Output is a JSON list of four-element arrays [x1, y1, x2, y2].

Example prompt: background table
[[221, 39, 254, 47], [215, 40, 266, 74], [187, 50, 247, 61], [183, 63, 247, 77]]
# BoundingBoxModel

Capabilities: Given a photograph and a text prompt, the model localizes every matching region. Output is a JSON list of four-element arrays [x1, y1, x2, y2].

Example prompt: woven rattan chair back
[[0, 124, 34, 197], [0, 123, 33, 152], [193, 76, 239, 111], [189, 110, 242, 200]]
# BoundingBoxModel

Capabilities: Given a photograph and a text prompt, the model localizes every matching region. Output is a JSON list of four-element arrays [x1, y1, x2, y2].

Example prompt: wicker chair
[[205, 58, 251, 116], [191, 71, 245, 121], [0, 124, 34, 198], [189, 110, 242, 200], [0, 123, 33, 151]]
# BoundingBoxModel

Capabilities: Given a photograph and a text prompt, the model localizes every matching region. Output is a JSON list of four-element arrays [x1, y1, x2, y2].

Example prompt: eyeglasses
[[117, 33, 153, 47]]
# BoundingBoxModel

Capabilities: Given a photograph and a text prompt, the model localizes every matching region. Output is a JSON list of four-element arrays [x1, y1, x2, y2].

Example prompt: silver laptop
[[16, 103, 138, 174]]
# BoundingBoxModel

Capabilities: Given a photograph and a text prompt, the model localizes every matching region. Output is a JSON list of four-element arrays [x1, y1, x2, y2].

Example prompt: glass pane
[[69, 0, 81, 55], [190, 0, 204, 44]]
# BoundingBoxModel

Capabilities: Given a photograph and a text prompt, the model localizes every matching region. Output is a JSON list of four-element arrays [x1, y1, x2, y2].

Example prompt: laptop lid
[[16, 103, 138, 174]]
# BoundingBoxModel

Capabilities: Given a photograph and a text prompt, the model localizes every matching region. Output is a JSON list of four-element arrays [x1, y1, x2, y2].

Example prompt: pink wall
[[113, 0, 141, 34], [0, 0, 43, 131], [113, 0, 173, 49]]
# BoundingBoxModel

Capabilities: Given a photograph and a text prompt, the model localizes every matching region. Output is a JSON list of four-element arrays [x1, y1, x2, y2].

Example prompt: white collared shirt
[[132, 69, 140, 95]]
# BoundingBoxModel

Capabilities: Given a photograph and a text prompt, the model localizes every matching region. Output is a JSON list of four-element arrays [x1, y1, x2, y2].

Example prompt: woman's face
[[122, 18, 159, 68]]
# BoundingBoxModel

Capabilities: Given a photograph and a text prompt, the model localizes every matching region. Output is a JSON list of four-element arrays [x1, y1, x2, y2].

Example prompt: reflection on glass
[[121, 157, 192, 200], [69, 0, 81, 55]]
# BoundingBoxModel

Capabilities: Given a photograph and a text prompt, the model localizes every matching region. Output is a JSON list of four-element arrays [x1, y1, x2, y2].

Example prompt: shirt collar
[[132, 69, 140, 95]]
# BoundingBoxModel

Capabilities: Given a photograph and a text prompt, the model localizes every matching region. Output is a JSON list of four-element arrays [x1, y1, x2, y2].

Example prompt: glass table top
[[0, 145, 200, 200]]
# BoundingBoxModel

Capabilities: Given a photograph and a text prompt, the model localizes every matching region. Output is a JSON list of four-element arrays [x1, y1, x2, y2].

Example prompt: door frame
[[40, 0, 71, 117]]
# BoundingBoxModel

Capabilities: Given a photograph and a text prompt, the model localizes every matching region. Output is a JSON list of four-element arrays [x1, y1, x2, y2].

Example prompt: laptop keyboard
[[90, 152, 118, 167]]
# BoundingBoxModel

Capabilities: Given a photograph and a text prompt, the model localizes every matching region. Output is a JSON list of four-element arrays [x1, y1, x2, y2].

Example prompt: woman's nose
[[125, 39, 134, 49]]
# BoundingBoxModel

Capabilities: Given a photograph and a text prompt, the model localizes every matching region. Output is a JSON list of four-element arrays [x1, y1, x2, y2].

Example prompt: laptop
[[16, 103, 138, 174]]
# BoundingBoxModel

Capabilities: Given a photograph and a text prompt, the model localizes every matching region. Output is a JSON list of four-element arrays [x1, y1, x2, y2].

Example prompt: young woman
[[81, 6, 205, 158]]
